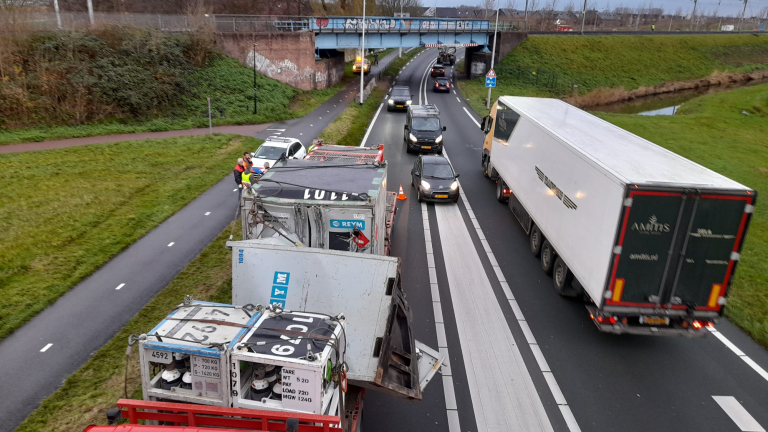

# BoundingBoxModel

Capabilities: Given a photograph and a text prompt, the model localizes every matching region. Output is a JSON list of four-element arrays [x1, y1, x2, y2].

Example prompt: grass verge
[[0, 134, 258, 341], [380, 47, 424, 80], [457, 34, 768, 116], [593, 84, 768, 348], [14, 225, 238, 432], [318, 84, 388, 147]]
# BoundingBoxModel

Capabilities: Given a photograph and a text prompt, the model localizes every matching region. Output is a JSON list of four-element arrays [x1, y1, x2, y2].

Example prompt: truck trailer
[[241, 159, 396, 255], [479, 96, 756, 336]]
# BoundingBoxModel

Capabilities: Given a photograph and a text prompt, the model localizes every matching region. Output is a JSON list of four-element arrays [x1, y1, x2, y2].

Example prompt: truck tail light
[[595, 315, 617, 325], [692, 320, 703, 329]]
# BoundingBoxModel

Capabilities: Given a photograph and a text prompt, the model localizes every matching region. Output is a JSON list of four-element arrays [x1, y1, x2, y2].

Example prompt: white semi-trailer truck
[[479, 96, 756, 336]]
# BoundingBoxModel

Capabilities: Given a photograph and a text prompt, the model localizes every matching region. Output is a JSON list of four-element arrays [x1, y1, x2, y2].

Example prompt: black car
[[433, 77, 451, 93], [430, 63, 445, 77], [411, 155, 460, 203], [387, 86, 413, 112], [404, 105, 445, 154]]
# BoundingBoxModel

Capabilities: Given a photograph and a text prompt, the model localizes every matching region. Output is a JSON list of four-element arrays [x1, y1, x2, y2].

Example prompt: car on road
[[404, 104, 446, 154], [352, 56, 371, 74], [387, 86, 413, 111], [411, 155, 460, 203], [250, 137, 305, 170], [430, 63, 445, 77], [433, 77, 451, 93]]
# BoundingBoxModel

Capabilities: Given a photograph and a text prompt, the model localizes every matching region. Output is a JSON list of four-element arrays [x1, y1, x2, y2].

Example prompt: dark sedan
[[433, 77, 451, 92], [430, 64, 445, 77], [411, 155, 460, 203], [387, 86, 413, 112]]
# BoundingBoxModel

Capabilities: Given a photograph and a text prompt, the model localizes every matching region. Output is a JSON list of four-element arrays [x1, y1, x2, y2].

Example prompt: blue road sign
[[485, 76, 496, 88]]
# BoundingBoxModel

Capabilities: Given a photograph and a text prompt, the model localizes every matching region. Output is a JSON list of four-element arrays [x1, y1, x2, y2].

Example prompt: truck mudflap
[[586, 305, 711, 337], [369, 285, 445, 400]]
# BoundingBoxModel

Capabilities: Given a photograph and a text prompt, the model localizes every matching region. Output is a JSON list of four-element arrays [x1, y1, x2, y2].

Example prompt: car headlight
[[435, 135, 443, 143], [409, 133, 417, 142], [406, 100, 412, 105], [450, 180, 459, 190], [388, 99, 394, 105], [421, 180, 431, 190]]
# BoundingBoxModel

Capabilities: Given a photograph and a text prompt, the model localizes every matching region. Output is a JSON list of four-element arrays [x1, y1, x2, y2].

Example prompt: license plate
[[435, 194, 449, 198], [147, 349, 172, 364], [421, 146, 431, 149], [396, 105, 403, 108], [641, 316, 669, 325]]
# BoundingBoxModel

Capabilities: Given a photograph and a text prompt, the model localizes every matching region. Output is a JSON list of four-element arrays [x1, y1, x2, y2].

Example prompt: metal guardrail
[[213, 15, 310, 33]]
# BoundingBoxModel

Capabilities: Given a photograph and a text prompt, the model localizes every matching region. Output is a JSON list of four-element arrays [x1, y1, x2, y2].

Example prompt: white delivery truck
[[479, 97, 756, 336], [228, 239, 444, 400], [242, 159, 396, 255]]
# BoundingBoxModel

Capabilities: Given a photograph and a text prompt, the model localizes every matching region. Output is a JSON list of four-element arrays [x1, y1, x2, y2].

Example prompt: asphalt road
[[361, 48, 768, 432], [0, 50, 401, 432]]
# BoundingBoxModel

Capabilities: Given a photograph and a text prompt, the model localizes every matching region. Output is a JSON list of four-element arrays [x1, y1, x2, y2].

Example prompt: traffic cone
[[397, 185, 407, 200]]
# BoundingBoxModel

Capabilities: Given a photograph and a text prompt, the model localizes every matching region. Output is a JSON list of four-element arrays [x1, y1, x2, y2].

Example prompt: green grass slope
[[0, 134, 258, 340], [460, 34, 768, 114]]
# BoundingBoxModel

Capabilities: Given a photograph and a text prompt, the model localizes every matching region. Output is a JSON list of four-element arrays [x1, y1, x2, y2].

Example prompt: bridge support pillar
[[216, 32, 344, 91]]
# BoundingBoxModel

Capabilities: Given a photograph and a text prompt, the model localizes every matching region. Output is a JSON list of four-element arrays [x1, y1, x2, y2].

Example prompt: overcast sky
[[437, 0, 768, 16]]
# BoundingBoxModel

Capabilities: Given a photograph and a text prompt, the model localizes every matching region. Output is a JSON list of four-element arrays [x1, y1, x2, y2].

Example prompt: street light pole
[[486, 4, 499, 110], [580, 0, 588, 34], [738, 0, 749, 32], [691, 0, 698, 31], [86, 0, 94, 25], [53, 0, 61, 29], [399, 0, 403, 58], [360, 0, 366, 105], [253, 43, 258, 114], [524, 0, 529, 31]]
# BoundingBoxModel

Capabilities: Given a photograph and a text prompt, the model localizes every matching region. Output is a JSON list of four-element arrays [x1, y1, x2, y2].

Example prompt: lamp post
[[399, 0, 403, 58], [486, 4, 499, 110], [252, 43, 258, 114], [360, 0, 366, 105]]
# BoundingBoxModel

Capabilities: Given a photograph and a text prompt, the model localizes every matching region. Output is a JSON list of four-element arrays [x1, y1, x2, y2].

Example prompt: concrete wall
[[462, 31, 527, 79], [217, 32, 344, 91]]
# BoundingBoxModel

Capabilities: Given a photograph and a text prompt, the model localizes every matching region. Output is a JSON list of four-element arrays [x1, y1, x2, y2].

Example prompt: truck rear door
[[606, 190, 754, 314]]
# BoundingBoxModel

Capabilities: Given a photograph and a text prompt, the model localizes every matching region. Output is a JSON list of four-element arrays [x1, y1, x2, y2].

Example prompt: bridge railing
[[311, 17, 490, 33], [213, 15, 311, 33]]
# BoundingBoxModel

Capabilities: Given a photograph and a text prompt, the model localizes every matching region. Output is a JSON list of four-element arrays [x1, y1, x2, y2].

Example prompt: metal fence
[[213, 15, 310, 33]]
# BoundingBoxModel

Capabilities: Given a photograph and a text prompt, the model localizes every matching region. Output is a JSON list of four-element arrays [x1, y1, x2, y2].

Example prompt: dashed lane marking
[[167, 242, 174, 247], [40, 343, 53, 352], [115, 283, 125, 290], [712, 396, 765, 432]]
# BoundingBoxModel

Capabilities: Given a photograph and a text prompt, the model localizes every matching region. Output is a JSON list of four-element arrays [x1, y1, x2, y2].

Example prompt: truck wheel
[[553, 257, 577, 297], [496, 179, 508, 203], [530, 225, 542, 257], [541, 240, 554, 275]]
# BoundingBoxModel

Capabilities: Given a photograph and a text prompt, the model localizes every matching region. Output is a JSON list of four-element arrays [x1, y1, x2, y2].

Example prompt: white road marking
[[423, 55, 571, 427], [360, 103, 384, 148], [40, 343, 53, 352], [272, 132, 282, 135], [453, 90, 456, 94], [421, 203, 461, 432], [266, 128, 286, 131], [310, 124, 313, 127], [115, 283, 125, 290], [204, 211, 211, 216], [456, 97, 461, 103], [712, 396, 765, 432], [300, 133, 303, 135], [463, 107, 481, 127], [167, 242, 174, 247], [709, 327, 768, 382], [319, 117, 322, 119], [233, 189, 237, 192]]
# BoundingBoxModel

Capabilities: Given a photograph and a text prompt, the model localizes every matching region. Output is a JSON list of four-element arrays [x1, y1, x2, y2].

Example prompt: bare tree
[[379, 0, 423, 17], [504, 0, 517, 10], [480, 0, 495, 19], [563, 0, 574, 13]]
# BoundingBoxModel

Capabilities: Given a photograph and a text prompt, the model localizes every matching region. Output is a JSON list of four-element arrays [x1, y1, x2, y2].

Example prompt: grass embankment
[[0, 135, 258, 340], [380, 47, 424, 80], [458, 34, 768, 115], [0, 27, 344, 145], [595, 85, 768, 348], [15, 226, 238, 432]]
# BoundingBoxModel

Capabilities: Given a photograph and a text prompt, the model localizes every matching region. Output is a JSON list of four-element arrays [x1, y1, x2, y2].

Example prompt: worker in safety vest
[[234, 158, 245, 199]]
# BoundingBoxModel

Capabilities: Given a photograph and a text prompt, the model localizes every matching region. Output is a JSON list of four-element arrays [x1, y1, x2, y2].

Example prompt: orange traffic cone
[[397, 185, 407, 200]]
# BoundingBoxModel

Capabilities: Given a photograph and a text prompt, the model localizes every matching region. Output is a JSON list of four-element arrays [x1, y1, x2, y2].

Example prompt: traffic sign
[[485, 68, 496, 87]]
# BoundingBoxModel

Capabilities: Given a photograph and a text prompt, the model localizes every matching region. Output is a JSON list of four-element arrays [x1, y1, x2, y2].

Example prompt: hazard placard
[[486, 68, 496, 78]]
